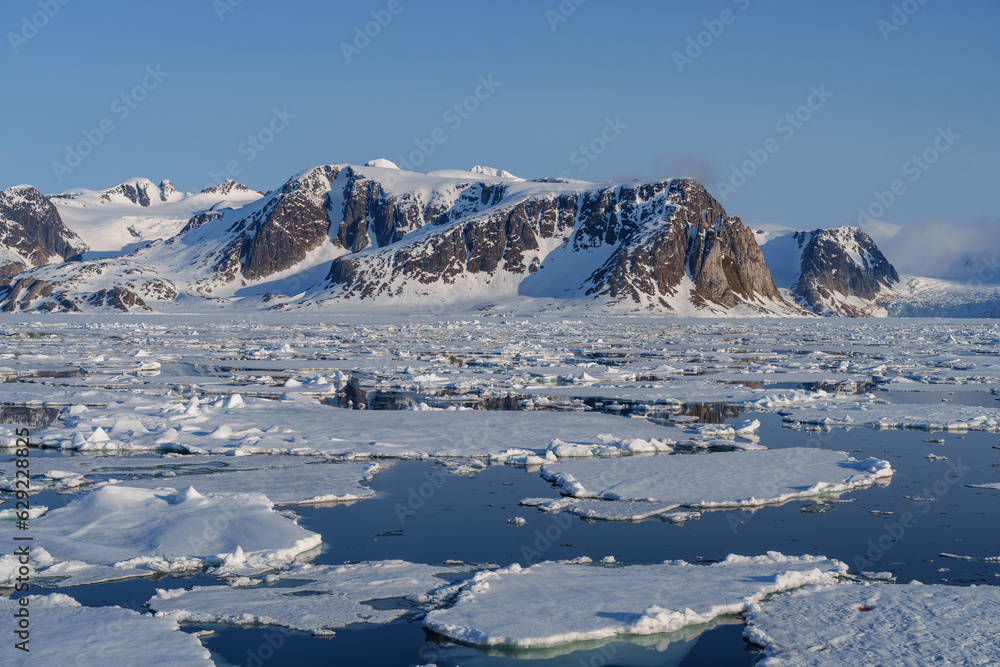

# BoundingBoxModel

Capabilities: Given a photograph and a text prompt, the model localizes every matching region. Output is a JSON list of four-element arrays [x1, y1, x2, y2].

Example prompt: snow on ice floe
[[529, 448, 891, 519], [743, 583, 1000, 666], [423, 553, 847, 648], [0, 594, 213, 666], [2, 452, 346, 490], [93, 461, 381, 505], [31, 394, 740, 462], [783, 403, 1000, 432], [148, 560, 469, 636], [0, 485, 320, 581], [2, 454, 381, 504]]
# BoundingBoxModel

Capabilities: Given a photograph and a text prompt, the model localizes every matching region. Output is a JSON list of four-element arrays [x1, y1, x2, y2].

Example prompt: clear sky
[[3, 0, 998, 231]]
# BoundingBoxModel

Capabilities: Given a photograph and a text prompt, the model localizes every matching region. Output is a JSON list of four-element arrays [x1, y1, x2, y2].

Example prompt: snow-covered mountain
[[0, 164, 799, 315], [757, 226, 899, 316], [0, 185, 88, 282], [319, 167, 793, 315], [50, 177, 262, 254]]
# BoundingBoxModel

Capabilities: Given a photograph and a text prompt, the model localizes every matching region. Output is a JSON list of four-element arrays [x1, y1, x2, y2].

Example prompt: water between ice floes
[[6, 408, 1000, 666]]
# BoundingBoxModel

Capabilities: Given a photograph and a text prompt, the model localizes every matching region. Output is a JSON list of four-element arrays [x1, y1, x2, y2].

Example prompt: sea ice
[[32, 396, 702, 462], [0, 485, 320, 578], [536, 448, 892, 511], [88, 460, 381, 505], [0, 594, 213, 666], [783, 403, 1000, 432], [424, 553, 847, 648], [149, 560, 467, 636], [743, 582, 1000, 666]]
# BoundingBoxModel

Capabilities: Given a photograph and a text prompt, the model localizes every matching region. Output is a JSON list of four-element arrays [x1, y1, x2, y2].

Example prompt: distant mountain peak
[[759, 225, 899, 316], [364, 159, 399, 170], [159, 179, 179, 201], [469, 165, 519, 179], [200, 179, 260, 197]]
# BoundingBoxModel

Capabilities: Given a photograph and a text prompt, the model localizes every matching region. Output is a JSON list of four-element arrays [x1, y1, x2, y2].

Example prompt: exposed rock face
[[213, 166, 341, 282], [581, 180, 783, 308], [87, 287, 150, 311], [325, 176, 788, 313], [0, 277, 80, 312], [100, 181, 154, 207], [792, 227, 899, 316], [179, 211, 223, 235], [0, 185, 88, 282], [200, 179, 262, 198]]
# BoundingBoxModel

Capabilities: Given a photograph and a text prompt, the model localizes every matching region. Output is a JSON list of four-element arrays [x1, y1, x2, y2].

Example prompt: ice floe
[[96, 461, 379, 505], [424, 553, 847, 648], [532, 449, 892, 518], [743, 583, 1000, 666], [1, 454, 380, 504], [149, 560, 468, 636], [783, 404, 1000, 432], [0, 594, 213, 666], [0, 485, 320, 580]]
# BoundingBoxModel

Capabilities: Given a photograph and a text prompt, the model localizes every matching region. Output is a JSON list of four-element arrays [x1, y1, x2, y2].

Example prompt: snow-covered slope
[[50, 177, 262, 254], [1, 164, 799, 315], [757, 226, 899, 316]]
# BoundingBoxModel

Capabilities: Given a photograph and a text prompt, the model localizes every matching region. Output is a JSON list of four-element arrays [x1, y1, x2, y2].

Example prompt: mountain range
[[0, 161, 995, 317]]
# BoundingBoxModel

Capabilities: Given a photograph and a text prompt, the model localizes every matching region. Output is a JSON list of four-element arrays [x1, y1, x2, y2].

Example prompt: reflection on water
[[194, 613, 757, 667]]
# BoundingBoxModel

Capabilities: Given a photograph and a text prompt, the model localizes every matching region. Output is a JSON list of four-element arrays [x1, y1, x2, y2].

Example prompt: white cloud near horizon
[[858, 220, 1000, 284]]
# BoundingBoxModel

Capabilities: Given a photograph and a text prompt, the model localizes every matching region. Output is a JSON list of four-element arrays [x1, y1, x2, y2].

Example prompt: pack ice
[[31, 395, 726, 462], [424, 553, 847, 648]]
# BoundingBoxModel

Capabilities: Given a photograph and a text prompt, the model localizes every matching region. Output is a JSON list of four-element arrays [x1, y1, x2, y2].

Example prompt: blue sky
[[3, 0, 998, 230]]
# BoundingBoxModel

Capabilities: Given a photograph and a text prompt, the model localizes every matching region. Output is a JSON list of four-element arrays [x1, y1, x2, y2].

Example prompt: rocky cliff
[[0, 185, 88, 282], [323, 174, 789, 313], [793, 227, 899, 316]]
